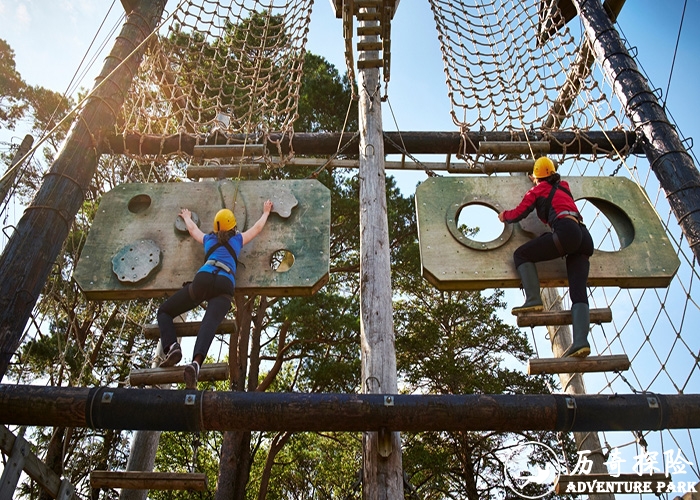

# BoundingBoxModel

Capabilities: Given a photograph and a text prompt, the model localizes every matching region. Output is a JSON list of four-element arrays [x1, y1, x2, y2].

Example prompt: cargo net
[[430, 0, 700, 485], [116, 0, 313, 162]]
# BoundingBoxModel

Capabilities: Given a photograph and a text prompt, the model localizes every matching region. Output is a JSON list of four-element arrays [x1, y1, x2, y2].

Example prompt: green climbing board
[[74, 179, 330, 299], [416, 176, 679, 291]]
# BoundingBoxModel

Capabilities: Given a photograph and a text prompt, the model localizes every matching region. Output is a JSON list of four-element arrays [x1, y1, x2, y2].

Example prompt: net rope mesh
[[430, 0, 699, 480], [118, 0, 313, 163]]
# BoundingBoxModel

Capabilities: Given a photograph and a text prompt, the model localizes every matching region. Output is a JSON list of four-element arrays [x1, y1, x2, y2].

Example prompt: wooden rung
[[482, 159, 535, 173], [357, 59, 383, 69], [357, 41, 382, 52], [129, 362, 229, 387], [517, 307, 612, 327], [527, 354, 630, 375], [355, 0, 381, 7], [90, 471, 207, 491], [555, 473, 672, 495], [356, 11, 380, 21], [357, 25, 382, 36], [478, 141, 550, 155], [192, 144, 265, 159], [142, 319, 237, 340], [187, 164, 261, 179]]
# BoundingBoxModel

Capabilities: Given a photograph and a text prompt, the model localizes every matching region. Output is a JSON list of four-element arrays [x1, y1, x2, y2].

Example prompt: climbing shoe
[[184, 361, 200, 389], [159, 342, 182, 368]]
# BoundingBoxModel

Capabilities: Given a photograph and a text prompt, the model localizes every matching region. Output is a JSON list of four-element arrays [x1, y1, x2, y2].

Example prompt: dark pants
[[513, 218, 594, 305], [157, 271, 234, 359]]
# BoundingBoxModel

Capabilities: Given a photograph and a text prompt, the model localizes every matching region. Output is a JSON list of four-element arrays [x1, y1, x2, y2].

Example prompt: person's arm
[[241, 200, 273, 245], [180, 208, 205, 244]]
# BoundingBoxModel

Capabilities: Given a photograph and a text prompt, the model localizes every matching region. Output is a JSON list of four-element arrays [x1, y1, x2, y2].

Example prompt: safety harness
[[544, 181, 581, 256], [203, 239, 239, 275]]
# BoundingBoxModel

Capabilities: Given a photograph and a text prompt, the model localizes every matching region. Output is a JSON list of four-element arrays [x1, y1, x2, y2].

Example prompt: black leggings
[[513, 218, 594, 305], [157, 271, 234, 359]]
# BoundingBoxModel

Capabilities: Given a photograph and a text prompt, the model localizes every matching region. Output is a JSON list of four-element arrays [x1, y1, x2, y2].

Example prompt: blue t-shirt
[[198, 232, 243, 286]]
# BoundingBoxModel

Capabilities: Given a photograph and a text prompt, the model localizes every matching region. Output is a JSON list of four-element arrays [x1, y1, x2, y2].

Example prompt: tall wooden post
[[357, 10, 404, 500], [572, 0, 700, 261], [0, 0, 167, 380], [542, 289, 613, 500]]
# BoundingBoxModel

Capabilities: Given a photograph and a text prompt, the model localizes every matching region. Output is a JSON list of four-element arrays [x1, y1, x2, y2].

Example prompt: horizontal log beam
[[527, 354, 630, 375], [101, 131, 641, 157], [1, 385, 698, 433], [90, 471, 207, 491], [517, 307, 612, 327], [142, 319, 237, 339], [128, 362, 229, 387]]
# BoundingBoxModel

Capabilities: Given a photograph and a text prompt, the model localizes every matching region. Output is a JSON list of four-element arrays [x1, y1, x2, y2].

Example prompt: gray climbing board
[[73, 180, 330, 299], [416, 176, 679, 290]]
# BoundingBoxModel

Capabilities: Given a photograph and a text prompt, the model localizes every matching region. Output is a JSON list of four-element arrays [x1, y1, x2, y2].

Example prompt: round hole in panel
[[128, 194, 151, 214], [270, 249, 295, 272], [447, 199, 512, 251]]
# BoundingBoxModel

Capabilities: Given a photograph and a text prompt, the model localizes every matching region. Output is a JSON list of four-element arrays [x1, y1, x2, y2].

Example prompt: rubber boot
[[511, 262, 543, 315], [563, 303, 591, 358]]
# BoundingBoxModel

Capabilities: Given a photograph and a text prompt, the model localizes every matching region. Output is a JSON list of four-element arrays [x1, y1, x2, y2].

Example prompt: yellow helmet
[[532, 157, 556, 179], [213, 209, 236, 232]]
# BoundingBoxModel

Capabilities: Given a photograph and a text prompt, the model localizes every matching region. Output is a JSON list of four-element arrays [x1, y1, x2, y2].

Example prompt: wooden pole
[[542, 289, 614, 500], [357, 7, 403, 499], [1, 385, 699, 432], [0, 0, 167, 380], [572, 0, 700, 262]]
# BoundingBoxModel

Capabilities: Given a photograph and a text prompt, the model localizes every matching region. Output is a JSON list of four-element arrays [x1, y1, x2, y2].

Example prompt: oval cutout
[[270, 249, 295, 272], [578, 197, 634, 252], [128, 194, 151, 214]]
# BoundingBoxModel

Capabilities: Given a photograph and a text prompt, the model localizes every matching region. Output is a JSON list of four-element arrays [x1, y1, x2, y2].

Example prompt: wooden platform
[[555, 473, 671, 495], [528, 354, 630, 375], [129, 362, 229, 386], [517, 307, 612, 327], [142, 319, 238, 339], [90, 471, 207, 491]]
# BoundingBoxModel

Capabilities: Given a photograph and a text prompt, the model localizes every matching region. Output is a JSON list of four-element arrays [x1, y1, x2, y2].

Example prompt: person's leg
[[157, 284, 198, 366], [192, 294, 232, 363], [563, 225, 594, 357], [186, 274, 233, 389], [511, 234, 561, 314]]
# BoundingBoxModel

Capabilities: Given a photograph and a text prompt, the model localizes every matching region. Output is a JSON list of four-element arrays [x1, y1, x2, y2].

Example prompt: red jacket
[[502, 177, 580, 227]]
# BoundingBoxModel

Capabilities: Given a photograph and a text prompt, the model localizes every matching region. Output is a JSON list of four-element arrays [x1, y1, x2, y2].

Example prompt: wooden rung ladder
[[554, 473, 672, 495], [142, 319, 237, 340], [478, 140, 550, 155], [90, 471, 207, 492], [528, 355, 630, 375], [128, 362, 229, 387], [192, 144, 266, 160], [517, 307, 612, 328]]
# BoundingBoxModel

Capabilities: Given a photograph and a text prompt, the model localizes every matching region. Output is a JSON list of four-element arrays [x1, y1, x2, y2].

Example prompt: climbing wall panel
[[74, 180, 330, 299], [416, 176, 679, 290]]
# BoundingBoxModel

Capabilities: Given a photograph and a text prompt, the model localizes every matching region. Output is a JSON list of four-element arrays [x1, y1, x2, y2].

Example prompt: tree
[[0, 38, 27, 130]]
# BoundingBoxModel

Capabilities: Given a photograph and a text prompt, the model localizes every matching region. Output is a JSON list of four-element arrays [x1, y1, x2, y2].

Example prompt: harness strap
[[204, 238, 239, 270], [545, 181, 580, 221], [205, 259, 232, 274]]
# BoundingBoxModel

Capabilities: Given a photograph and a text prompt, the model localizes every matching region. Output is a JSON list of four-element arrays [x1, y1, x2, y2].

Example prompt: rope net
[[430, 0, 700, 487], [117, 0, 314, 162]]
